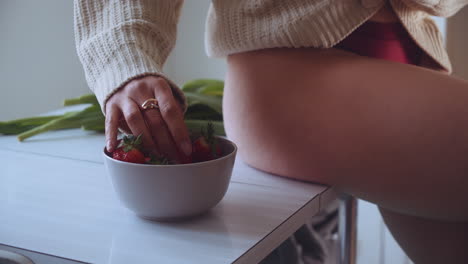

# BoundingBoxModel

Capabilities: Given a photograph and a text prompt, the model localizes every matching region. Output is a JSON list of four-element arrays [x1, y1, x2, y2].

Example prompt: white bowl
[[103, 137, 237, 221]]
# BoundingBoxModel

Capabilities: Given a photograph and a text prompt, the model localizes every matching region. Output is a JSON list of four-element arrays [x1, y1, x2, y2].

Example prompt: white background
[[0, 0, 226, 120]]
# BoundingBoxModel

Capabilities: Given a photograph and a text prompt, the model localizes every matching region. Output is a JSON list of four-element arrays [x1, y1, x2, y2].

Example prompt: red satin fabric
[[335, 21, 423, 65]]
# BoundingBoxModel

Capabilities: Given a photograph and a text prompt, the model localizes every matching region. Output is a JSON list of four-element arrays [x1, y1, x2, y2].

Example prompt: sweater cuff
[[400, 0, 467, 17], [91, 44, 187, 115]]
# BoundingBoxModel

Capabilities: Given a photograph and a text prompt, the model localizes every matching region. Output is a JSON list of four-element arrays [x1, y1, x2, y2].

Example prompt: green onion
[[185, 92, 222, 114], [1, 78, 226, 141], [185, 120, 225, 136], [181, 79, 224, 93], [17, 105, 103, 141], [0, 115, 63, 135], [63, 94, 99, 106]]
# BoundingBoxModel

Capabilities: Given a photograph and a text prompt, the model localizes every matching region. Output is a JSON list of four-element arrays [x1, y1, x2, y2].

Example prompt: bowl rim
[[103, 136, 237, 168]]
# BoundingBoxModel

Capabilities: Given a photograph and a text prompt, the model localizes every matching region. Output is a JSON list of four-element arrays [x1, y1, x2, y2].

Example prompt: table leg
[[338, 194, 357, 264]]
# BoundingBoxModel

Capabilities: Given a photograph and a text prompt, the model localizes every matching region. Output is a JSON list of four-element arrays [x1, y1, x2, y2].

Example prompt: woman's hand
[[105, 76, 192, 163]]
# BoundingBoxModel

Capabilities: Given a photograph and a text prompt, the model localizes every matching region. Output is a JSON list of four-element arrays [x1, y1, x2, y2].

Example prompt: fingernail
[[180, 140, 192, 156]]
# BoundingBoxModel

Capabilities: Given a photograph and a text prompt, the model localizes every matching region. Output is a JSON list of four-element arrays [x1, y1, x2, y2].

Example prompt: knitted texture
[[74, 0, 468, 111], [401, 0, 468, 16], [74, 0, 186, 113]]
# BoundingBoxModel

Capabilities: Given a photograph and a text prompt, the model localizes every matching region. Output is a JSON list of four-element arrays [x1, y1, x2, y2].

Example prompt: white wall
[[0, 0, 224, 121], [0, 0, 89, 120], [165, 0, 227, 86]]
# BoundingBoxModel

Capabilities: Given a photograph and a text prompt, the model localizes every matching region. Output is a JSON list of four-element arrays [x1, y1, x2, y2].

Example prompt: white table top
[[0, 111, 335, 264]]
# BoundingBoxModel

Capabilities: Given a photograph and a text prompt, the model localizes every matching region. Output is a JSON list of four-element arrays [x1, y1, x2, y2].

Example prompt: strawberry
[[112, 148, 146, 164], [192, 136, 213, 162], [111, 134, 146, 164], [191, 122, 222, 162], [112, 148, 125, 161], [212, 142, 222, 158]]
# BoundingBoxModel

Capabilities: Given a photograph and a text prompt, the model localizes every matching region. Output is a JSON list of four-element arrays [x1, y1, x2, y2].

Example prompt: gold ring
[[141, 98, 159, 110]]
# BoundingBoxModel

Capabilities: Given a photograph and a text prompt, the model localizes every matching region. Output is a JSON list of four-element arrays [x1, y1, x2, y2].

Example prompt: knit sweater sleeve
[[73, 0, 186, 113], [401, 0, 468, 17]]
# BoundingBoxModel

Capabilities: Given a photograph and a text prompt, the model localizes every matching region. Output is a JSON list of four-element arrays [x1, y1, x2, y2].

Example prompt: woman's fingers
[[152, 78, 192, 157], [121, 99, 157, 152], [141, 107, 180, 161], [105, 104, 121, 152], [104, 75, 191, 163]]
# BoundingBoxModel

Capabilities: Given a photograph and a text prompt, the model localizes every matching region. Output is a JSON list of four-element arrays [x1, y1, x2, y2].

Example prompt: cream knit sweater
[[74, 0, 468, 112]]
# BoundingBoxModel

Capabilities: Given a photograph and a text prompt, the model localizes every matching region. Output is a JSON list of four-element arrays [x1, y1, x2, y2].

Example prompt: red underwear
[[335, 21, 423, 65]]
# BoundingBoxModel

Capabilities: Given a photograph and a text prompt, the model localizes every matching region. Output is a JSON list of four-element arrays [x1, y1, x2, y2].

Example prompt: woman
[[74, 0, 468, 263]]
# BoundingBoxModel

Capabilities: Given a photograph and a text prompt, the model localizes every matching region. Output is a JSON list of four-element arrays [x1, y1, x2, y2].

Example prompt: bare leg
[[223, 48, 468, 261], [379, 207, 468, 264]]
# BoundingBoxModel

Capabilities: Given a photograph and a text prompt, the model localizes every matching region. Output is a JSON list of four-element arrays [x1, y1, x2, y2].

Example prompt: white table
[[0, 109, 338, 264]]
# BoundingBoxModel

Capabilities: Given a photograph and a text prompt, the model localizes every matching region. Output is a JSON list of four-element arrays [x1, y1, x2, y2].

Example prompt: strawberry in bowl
[[110, 123, 225, 165], [103, 124, 237, 222], [111, 134, 146, 164]]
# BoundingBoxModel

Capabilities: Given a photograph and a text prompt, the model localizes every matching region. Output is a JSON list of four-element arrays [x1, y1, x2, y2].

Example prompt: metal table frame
[[338, 194, 357, 264]]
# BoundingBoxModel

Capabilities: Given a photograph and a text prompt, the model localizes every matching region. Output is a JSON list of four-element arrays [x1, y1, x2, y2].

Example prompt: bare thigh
[[379, 207, 468, 264], [223, 47, 468, 263], [223, 48, 468, 221]]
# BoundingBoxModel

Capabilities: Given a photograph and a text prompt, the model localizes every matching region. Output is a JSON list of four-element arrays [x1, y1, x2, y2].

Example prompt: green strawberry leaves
[[118, 134, 143, 152]]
